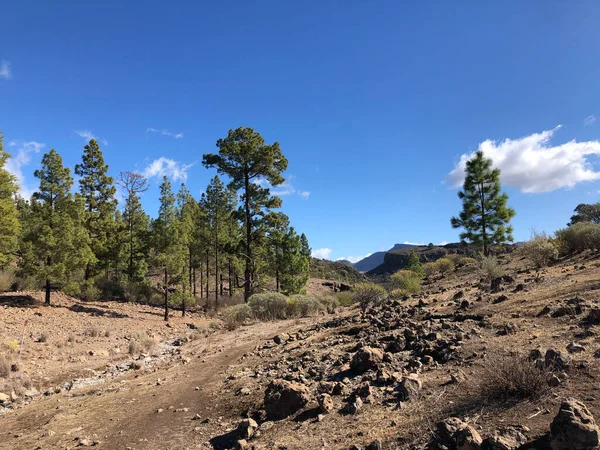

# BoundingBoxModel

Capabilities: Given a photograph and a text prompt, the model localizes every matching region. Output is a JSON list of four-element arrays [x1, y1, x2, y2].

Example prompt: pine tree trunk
[[214, 234, 219, 308], [479, 181, 489, 256], [205, 249, 209, 306], [228, 259, 233, 297], [220, 274, 223, 296], [181, 282, 186, 317], [199, 263, 203, 298], [163, 268, 169, 321], [45, 278, 51, 305], [244, 173, 252, 302], [193, 267, 197, 296], [276, 268, 280, 293]]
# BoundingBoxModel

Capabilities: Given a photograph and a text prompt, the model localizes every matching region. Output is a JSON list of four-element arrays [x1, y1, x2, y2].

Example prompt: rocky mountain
[[310, 257, 365, 282], [352, 243, 418, 272], [368, 243, 467, 275]]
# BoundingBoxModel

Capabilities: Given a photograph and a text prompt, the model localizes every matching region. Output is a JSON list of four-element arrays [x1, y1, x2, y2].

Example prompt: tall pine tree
[[117, 171, 150, 282], [75, 139, 117, 279], [202, 127, 288, 301], [19, 150, 93, 304], [451, 151, 516, 255], [0, 133, 20, 269]]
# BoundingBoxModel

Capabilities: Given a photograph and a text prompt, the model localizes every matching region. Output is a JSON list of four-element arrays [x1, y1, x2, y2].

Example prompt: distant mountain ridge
[[352, 243, 418, 272]]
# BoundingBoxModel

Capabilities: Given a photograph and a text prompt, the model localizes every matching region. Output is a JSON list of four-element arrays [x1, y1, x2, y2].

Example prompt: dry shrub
[[0, 269, 16, 292], [222, 304, 253, 330], [0, 355, 11, 378], [85, 327, 100, 338], [353, 282, 388, 313], [318, 296, 339, 314], [290, 295, 323, 317], [423, 262, 438, 277], [335, 291, 355, 307], [128, 340, 140, 355], [390, 270, 422, 295], [480, 254, 505, 280], [555, 221, 600, 254], [4, 340, 19, 353], [129, 332, 159, 355], [435, 257, 455, 276], [248, 292, 288, 320], [38, 332, 49, 343], [472, 352, 550, 407], [519, 232, 559, 269]]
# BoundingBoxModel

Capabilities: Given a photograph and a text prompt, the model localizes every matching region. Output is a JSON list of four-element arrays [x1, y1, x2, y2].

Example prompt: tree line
[[0, 127, 312, 320]]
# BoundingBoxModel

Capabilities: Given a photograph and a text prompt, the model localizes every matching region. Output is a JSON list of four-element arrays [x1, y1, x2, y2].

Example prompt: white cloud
[[6, 140, 45, 199], [146, 128, 184, 139], [447, 126, 600, 193], [403, 241, 424, 245], [311, 248, 332, 259], [74, 130, 108, 146], [298, 191, 310, 199], [142, 157, 193, 182], [268, 177, 310, 200], [337, 253, 372, 264], [0, 60, 11, 80], [585, 115, 597, 126]]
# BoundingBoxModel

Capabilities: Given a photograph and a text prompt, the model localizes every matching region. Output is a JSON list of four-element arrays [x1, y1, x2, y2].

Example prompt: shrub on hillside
[[389, 288, 408, 300], [248, 292, 289, 320], [335, 291, 355, 307], [458, 257, 478, 266], [423, 262, 438, 278], [353, 282, 388, 313], [125, 281, 154, 303], [435, 257, 455, 276], [0, 269, 16, 292], [80, 281, 101, 302], [319, 296, 339, 313], [222, 304, 253, 330], [288, 295, 323, 317], [0, 355, 11, 378], [445, 253, 463, 265], [480, 254, 504, 281], [390, 269, 422, 295], [97, 278, 125, 300], [555, 222, 600, 254], [519, 232, 559, 269]]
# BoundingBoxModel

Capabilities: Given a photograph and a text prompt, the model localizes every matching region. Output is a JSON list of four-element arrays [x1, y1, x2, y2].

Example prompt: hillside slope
[[353, 243, 417, 272]]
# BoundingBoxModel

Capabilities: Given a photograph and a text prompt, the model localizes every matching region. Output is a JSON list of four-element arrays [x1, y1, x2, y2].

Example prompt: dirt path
[[0, 319, 296, 450]]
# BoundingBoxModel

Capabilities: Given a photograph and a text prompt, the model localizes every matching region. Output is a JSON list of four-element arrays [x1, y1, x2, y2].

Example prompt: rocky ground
[[2, 251, 600, 449]]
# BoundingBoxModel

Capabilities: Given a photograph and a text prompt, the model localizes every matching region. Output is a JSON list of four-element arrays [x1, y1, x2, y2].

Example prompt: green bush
[[353, 282, 388, 313], [390, 270, 422, 295], [458, 257, 478, 266], [222, 304, 253, 330], [248, 292, 289, 320], [389, 288, 407, 300], [555, 222, 600, 254], [435, 257, 455, 276], [170, 288, 195, 310], [125, 281, 154, 303], [519, 232, 559, 269], [290, 295, 323, 317], [79, 280, 101, 301], [480, 254, 505, 280], [335, 291, 355, 307], [97, 278, 125, 300], [318, 296, 339, 314], [0, 269, 16, 292], [423, 262, 438, 277]]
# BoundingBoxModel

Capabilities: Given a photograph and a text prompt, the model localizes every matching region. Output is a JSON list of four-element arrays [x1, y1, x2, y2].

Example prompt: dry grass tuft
[[0, 355, 11, 378]]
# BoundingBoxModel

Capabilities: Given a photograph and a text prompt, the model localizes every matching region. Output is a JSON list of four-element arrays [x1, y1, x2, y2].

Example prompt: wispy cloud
[[269, 178, 310, 200], [585, 115, 597, 126], [146, 128, 184, 139], [142, 157, 194, 182], [0, 60, 11, 80], [447, 125, 600, 193], [311, 248, 332, 259], [6, 140, 45, 199], [74, 130, 108, 146]]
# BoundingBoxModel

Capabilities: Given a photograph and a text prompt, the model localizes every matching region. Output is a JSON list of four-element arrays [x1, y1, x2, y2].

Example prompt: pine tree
[[75, 139, 117, 279], [406, 251, 424, 278], [176, 183, 199, 316], [451, 151, 516, 255], [0, 133, 20, 268], [201, 176, 236, 310], [19, 149, 93, 305], [266, 212, 290, 293], [117, 171, 150, 282], [152, 176, 186, 320], [279, 226, 310, 295], [203, 127, 288, 301]]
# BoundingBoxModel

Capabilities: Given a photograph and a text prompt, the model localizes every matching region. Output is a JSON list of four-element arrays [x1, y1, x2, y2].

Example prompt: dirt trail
[[0, 318, 296, 450]]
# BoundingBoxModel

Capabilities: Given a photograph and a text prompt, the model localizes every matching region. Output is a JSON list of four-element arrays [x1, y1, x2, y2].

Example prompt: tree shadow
[[209, 429, 239, 450], [293, 407, 321, 422], [68, 303, 130, 319], [0, 295, 40, 308]]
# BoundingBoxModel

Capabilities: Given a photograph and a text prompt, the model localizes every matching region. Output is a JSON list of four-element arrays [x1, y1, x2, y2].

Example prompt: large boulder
[[350, 347, 384, 373], [550, 399, 600, 450], [481, 427, 527, 450], [436, 417, 482, 450], [264, 379, 310, 420], [397, 374, 422, 401], [237, 418, 258, 439]]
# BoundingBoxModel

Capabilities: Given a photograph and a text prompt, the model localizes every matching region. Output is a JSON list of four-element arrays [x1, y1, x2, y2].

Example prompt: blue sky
[[2, 1, 600, 262]]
